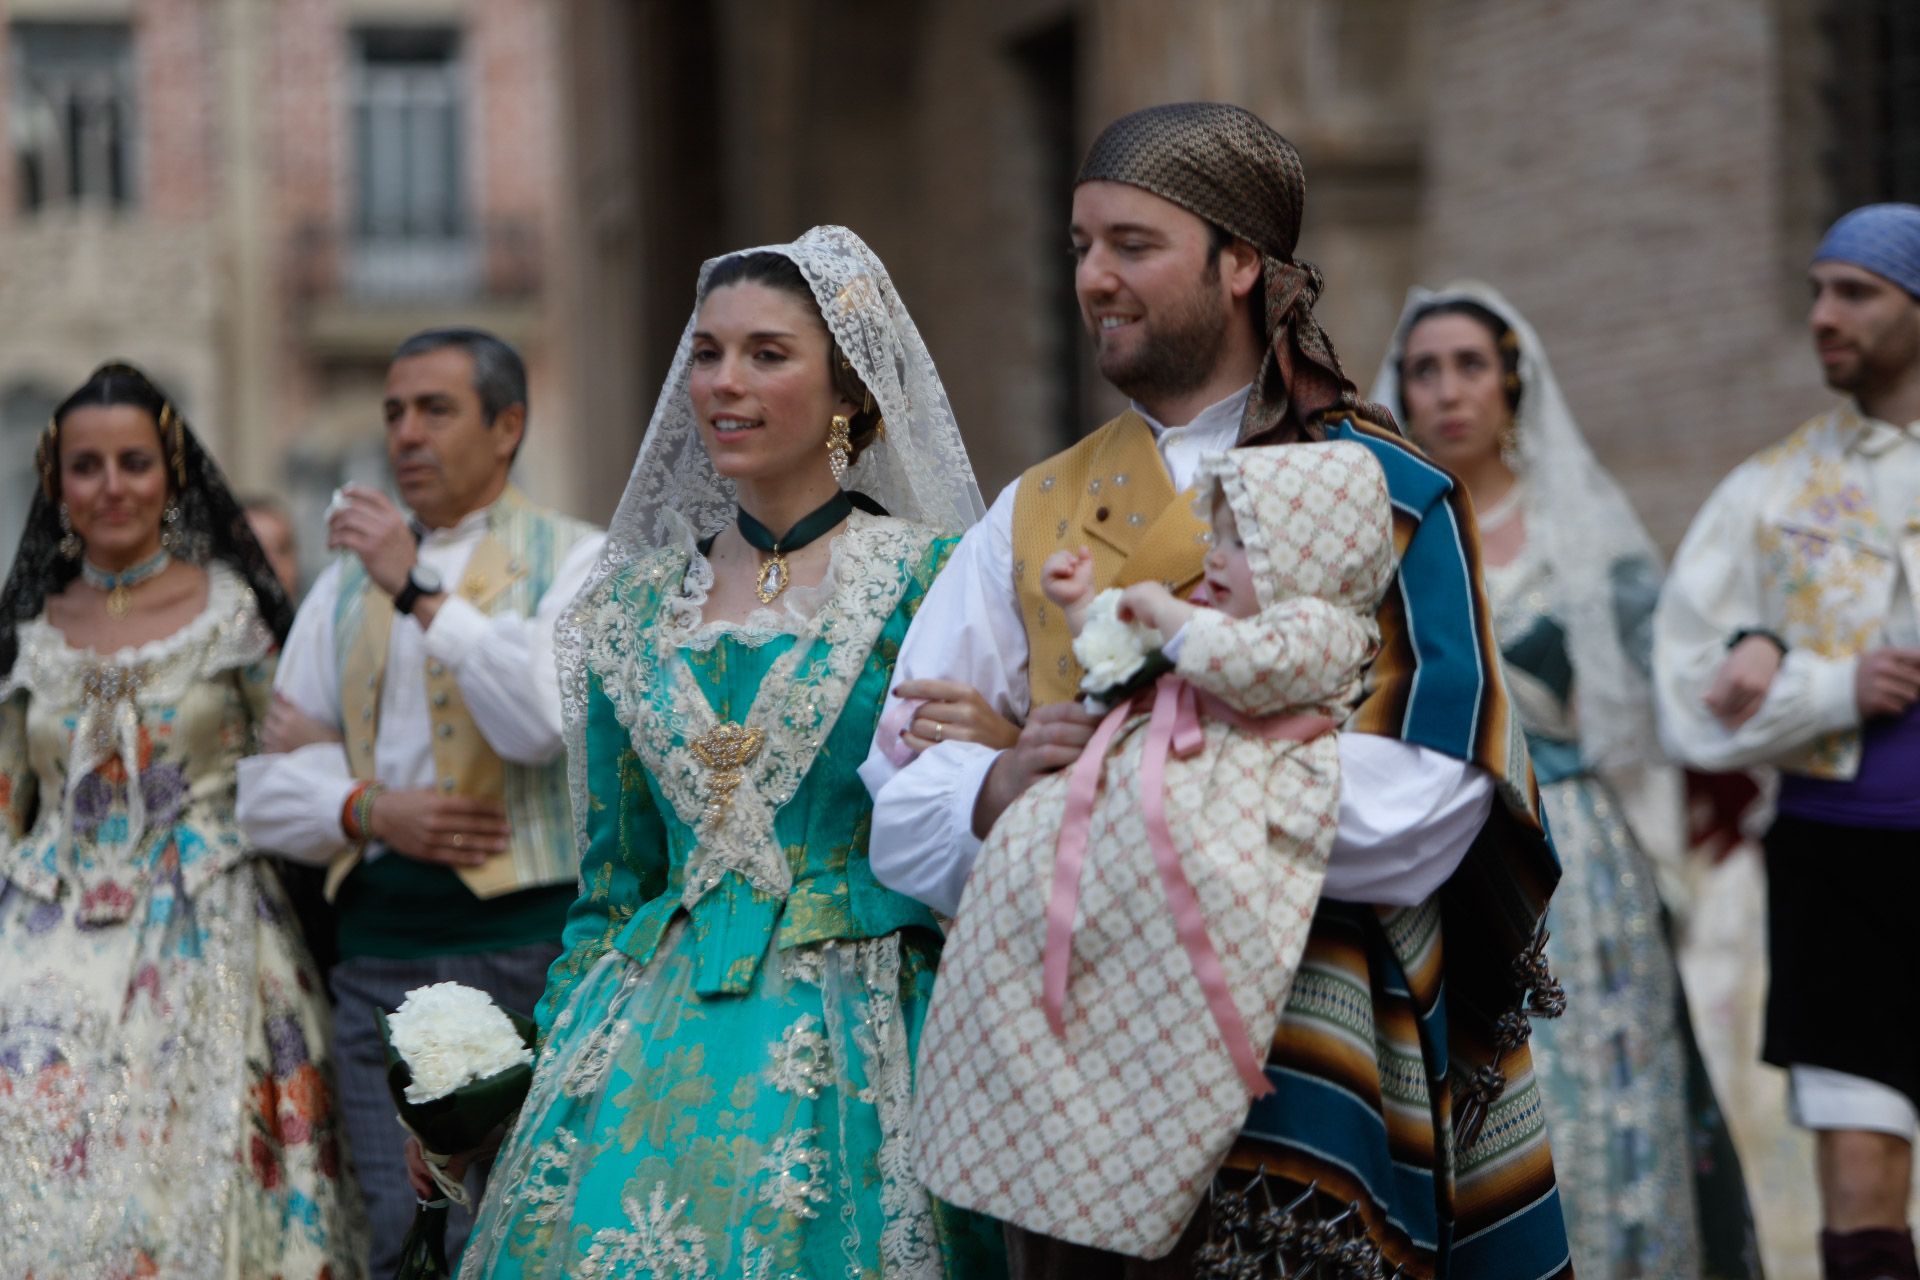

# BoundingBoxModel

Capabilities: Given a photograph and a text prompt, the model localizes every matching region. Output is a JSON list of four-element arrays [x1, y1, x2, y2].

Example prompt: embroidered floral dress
[[0, 562, 365, 1280], [1487, 544, 1759, 1280], [459, 513, 1003, 1280]]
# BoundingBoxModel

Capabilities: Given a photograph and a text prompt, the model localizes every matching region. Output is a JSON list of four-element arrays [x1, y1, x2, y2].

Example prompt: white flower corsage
[[1073, 589, 1170, 708]]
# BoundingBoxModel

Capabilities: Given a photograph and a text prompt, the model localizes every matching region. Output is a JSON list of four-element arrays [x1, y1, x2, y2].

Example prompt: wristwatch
[[1727, 627, 1788, 656], [394, 564, 444, 616]]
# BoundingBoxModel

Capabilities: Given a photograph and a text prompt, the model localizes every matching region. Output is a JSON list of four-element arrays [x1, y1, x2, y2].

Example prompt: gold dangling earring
[[57, 503, 82, 560], [1502, 424, 1524, 467], [826, 414, 852, 483], [159, 501, 184, 554]]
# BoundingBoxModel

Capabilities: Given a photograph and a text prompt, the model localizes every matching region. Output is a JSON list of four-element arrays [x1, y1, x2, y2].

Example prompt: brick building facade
[[1416, 0, 1835, 547], [0, 0, 576, 573]]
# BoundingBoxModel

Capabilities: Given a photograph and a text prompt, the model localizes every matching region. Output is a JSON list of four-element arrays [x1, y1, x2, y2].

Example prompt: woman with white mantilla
[[1374, 283, 1760, 1279], [454, 227, 1007, 1279]]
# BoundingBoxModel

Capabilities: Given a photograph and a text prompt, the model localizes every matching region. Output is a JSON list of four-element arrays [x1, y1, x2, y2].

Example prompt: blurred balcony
[[287, 218, 544, 357]]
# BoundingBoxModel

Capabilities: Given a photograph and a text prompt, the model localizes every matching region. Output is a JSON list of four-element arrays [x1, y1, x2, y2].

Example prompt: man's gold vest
[[1011, 411, 1212, 706]]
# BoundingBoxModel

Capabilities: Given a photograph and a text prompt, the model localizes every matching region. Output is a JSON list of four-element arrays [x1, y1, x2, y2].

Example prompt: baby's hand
[[1041, 546, 1095, 608], [1117, 581, 1195, 637]]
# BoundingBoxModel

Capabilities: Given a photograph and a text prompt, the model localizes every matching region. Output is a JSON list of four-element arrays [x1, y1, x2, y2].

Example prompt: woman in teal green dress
[[457, 227, 1007, 1279]]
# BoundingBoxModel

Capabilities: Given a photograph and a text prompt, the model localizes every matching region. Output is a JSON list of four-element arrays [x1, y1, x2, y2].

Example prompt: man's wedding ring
[[451, 833, 465, 849], [934, 722, 944, 742]]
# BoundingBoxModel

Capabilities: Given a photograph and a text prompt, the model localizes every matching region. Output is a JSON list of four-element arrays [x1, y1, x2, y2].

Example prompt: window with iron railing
[[10, 22, 135, 213], [1823, 0, 1920, 215], [349, 27, 472, 298]]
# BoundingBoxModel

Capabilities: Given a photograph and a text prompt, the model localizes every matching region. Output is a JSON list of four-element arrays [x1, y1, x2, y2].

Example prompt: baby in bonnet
[[912, 440, 1397, 1260]]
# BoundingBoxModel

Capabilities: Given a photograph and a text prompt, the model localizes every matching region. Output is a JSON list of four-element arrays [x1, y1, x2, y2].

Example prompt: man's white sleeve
[[1654, 465, 1860, 770], [422, 533, 607, 767], [236, 561, 356, 864], [861, 484, 1026, 916], [1323, 736, 1494, 906]]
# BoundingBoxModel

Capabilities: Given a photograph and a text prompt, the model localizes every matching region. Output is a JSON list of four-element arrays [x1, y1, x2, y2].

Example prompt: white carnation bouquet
[[386, 982, 534, 1103], [1073, 588, 1172, 708], [377, 981, 539, 1279]]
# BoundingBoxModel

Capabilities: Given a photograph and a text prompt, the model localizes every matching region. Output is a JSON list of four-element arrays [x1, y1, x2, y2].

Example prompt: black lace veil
[[0, 362, 295, 677]]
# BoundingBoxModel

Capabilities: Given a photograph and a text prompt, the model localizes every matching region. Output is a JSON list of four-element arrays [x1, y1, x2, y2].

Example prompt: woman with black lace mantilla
[[0, 364, 366, 1277]]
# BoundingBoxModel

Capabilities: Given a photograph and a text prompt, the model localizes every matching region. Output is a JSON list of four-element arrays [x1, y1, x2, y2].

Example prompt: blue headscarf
[[1813, 203, 1920, 298]]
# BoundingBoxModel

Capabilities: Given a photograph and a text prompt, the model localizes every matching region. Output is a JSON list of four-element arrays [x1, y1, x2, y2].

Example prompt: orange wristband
[[341, 783, 367, 842]]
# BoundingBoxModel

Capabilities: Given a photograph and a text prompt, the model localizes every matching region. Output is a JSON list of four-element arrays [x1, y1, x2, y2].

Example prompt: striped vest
[[325, 487, 597, 900]]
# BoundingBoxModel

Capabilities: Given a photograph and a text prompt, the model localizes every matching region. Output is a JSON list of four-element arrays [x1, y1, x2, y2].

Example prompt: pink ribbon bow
[[1042, 672, 1334, 1097]]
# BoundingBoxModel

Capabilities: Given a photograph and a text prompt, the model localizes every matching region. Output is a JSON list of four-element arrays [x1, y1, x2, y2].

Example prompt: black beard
[[1095, 265, 1232, 408]]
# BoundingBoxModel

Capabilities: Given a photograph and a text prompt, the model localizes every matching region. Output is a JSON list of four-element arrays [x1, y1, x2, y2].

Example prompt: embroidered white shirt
[[1654, 406, 1920, 772]]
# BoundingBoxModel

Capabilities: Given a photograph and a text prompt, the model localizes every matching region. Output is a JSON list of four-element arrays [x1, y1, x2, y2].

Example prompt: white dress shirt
[[235, 506, 605, 864], [859, 386, 1494, 917], [1654, 411, 1920, 771]]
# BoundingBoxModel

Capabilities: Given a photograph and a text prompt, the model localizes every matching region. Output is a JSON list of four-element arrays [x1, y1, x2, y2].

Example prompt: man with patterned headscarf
[[864, 103, 1571, 1278], [1657, 203, 1920, 1280]]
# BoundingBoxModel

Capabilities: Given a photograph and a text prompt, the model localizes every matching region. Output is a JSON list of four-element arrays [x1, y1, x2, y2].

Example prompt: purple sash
[[1778, 702, 1920, 830]]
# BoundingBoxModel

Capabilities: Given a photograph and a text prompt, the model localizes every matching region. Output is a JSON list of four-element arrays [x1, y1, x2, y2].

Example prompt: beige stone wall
[[1409, 0, 1832, 550], [555, 0, 1847, 552], [555, 0, 1431, 507], [0, 0, 1866, 561]]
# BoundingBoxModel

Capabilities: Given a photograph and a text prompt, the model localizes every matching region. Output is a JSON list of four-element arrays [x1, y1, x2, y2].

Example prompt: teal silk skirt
[[459, 920, 1004, 1279]]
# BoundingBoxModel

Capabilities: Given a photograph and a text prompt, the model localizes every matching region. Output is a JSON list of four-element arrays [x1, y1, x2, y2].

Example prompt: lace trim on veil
[[1369, 282, 1664, 772]]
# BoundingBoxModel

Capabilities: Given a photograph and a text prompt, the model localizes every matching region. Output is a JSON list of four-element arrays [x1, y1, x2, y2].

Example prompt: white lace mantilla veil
[[554, 224, 986, 858], [1368, 281, 1664, 774]]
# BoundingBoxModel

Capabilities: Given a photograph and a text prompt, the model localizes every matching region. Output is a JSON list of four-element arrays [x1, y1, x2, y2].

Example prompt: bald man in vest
[[238, 328, 604, 1271], [863, 104, 1572, 1277]]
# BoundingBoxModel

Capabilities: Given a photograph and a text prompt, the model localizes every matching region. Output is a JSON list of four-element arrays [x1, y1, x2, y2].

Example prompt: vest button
[[437, 723, 454, 739], [427, 660, 446, 677], [433, 692, 450, 708], [1095, 506, 1110, 522], [441, 777, 457, 793]]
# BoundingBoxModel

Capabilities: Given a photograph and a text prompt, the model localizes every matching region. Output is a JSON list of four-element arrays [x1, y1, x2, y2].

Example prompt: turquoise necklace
[[82, 548, 173, 618], [737, 492, 852, 603]]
